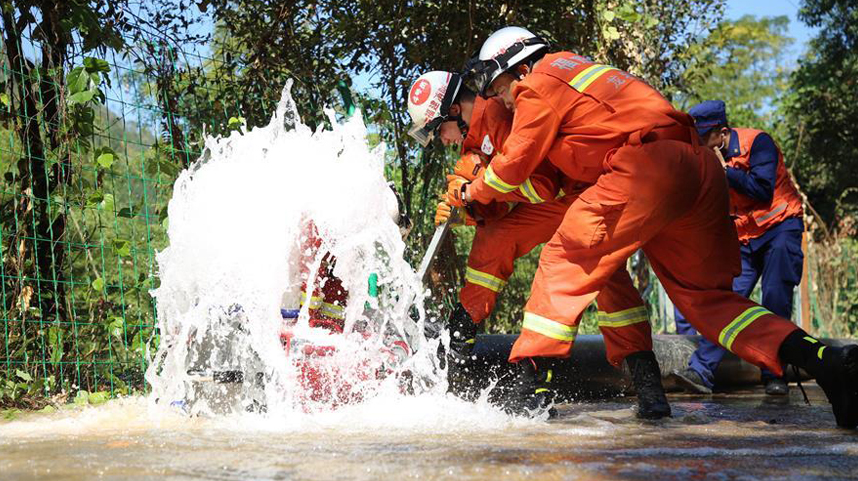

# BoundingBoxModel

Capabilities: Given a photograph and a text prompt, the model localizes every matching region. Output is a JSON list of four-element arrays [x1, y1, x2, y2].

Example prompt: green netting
[[0, 33, 256, 404]]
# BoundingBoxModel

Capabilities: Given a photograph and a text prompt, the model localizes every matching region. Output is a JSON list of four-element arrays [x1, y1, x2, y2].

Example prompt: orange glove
[[446, 174, 469, 207], [453, 153, 484, 181], [434, 201, 476, 226]]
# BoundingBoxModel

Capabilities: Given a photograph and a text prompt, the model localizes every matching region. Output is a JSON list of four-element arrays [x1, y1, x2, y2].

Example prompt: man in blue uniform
[[671, 100, 806, 395]]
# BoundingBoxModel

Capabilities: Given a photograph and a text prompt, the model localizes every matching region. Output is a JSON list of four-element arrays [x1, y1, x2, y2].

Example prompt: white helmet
[[467, 26, 549, 97], [406, 71, 463, 146]]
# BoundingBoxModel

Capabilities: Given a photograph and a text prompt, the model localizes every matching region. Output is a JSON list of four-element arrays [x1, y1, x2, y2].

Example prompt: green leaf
[[67, 67, 89, 94], [88, 391, 110, 405], [96, 152, 114, 169], [39, 405, 56, 413], [117, 207, 135, 218], [83, 57, 111, 74], [112, 238, 131, 256], [86, 191, 104, 208], [91, 277, 104, 291], [108, 317, 124, 339], [0, 93, 8, 106], [74, 390, 89, 406], [161, 217, 169, 230], [602, 10, 615, 22], [68, 89, 95, 105], [15, 369, 32, 382], [101, 193, 115, 213], [228, 116, 245, 129], [605, 26, 621, 40]]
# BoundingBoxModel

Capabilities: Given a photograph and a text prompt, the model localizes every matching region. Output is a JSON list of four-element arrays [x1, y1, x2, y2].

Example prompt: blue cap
[[688, 100, 727, 136]]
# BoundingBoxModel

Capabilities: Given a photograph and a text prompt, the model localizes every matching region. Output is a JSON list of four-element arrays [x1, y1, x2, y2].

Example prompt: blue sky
[[726, 0, 817, 61]]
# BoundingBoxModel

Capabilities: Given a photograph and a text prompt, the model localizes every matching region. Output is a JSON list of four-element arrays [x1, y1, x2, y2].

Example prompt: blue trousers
[[675, 219, 804, 388]]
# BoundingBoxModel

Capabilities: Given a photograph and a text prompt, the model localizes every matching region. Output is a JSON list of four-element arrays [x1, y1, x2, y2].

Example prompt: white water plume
[[146, 81, 440, 417]]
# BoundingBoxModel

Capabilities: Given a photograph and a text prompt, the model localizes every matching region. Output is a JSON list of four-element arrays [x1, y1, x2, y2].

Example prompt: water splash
[[146, 81, 439, 417]]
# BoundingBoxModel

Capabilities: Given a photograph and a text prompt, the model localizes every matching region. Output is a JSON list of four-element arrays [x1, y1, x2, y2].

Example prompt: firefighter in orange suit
[[449, 26, 858, 427], [407, 71, 656, 403]]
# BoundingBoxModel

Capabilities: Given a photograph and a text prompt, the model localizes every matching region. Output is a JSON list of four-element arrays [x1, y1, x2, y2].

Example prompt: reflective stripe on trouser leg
[[510, 311, 580, 361], [718, 306, 772, 351], [597, 306, 649, 328], [465, 267, 506, 292]]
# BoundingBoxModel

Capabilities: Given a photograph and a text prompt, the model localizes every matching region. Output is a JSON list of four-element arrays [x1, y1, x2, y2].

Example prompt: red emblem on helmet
[[410, 79, 431, 106]]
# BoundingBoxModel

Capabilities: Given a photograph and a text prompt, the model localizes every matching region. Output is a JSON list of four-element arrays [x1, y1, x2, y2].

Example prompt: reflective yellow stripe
[[755, 202, 787, 224], [523, 312, 577, 342], [569, 64, 618, 92], [818, 346, 827, 360], [319, 302, 345, 320], [484, 165, 518, 193], [534, 388, 549, 394], [300, 292, 323, 309], [597, 306, 649, 328], [545, 369, 553, 383], [465, 267, 506, 292], [517, 178, 544, 203], [803, 336, 818, 344], [719, 306, 772, 351]]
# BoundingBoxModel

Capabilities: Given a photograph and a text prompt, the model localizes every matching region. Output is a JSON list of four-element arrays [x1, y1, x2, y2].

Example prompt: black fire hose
[[469, 334, 851, 401]]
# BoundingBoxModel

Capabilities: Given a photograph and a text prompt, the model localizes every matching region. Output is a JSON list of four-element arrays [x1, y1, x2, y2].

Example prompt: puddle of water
[[2, 386, 857, 481]]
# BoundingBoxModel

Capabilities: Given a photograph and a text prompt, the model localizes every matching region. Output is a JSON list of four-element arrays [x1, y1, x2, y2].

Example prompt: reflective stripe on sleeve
[[718, 306, 772, 351], [518, 178, 545, 203], [484, 165, 518, 193], [597, 306, 649, 328], [522, 312, 577, 342], [569, 64, 619, 92], [465, 267, 506, 292]]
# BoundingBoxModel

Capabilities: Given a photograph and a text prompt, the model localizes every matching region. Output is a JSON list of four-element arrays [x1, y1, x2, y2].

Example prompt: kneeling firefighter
[[281, 186, 414, 409]]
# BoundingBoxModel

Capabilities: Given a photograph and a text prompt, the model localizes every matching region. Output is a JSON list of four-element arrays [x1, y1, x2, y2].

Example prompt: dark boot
[[763, 377, 789, 396], [670, 367, 713, 394], [626, 351, 671, 419], [779, 330, 858, 429], [446, 303, 479, 400], [501, 358, 556, 418]]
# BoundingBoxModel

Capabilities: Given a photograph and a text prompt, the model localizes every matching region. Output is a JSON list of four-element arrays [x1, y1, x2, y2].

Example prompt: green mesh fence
[[0, 32, 257, 405]]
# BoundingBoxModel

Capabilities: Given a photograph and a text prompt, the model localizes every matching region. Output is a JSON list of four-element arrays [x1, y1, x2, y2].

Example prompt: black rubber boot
[[501, 358, 556, 418], [446, 303, 479, 400], [626, 351, 671, 419], [763, 377, 789, 396], [779, 330, 858, 428]]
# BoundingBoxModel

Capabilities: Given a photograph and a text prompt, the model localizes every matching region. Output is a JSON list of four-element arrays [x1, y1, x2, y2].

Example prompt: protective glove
[[446, 174, 470, 207], [434, 201, 476, 226], [453, 152, 484, 181]]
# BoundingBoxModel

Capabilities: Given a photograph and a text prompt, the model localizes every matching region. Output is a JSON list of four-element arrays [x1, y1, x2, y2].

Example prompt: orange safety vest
[[727, 128, 803, 243]]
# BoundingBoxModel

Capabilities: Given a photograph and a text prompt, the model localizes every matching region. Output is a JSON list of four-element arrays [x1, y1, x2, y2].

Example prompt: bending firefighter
[[407, 69, 663, 416], [451, 26, 857, 427]]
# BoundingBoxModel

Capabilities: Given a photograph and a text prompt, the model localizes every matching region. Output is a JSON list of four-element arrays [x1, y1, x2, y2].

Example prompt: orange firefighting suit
[[461, 96, 653, 366], [467, 52, 800, 375]]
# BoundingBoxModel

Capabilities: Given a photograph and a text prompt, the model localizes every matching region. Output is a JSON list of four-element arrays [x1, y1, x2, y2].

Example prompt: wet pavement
[[1, 385, 857, 481]]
